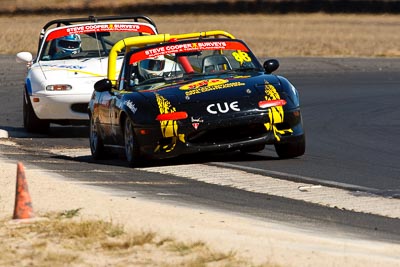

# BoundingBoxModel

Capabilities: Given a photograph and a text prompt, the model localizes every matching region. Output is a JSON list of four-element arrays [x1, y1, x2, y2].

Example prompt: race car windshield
[[140, 58, 165, 71], [127, 39, 263, 86], [40, 23, 157, 61]]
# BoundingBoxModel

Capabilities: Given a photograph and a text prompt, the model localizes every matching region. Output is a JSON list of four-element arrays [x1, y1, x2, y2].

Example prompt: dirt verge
[[1, 149, 400, 266]]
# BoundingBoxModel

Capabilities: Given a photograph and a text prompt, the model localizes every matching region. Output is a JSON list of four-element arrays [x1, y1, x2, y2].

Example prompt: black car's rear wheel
[[274, 134, 306, 159], [23, 89, 49, 133], [89, 115, 105, 159], [124, 118, 142, 166]]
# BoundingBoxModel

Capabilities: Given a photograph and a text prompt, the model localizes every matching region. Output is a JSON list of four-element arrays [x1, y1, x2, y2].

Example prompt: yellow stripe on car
[[263, 82, 293, 141]]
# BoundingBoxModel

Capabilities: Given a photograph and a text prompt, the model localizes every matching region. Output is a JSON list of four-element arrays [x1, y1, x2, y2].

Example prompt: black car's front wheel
[[89, 115, 105, 159], [124, 118, 142, 167], [274, 134, 306, 159]]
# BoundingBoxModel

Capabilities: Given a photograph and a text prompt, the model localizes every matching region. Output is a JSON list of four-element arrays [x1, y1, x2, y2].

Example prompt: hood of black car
[[124, 72, 289, 123], [138, 73, 283, 106]]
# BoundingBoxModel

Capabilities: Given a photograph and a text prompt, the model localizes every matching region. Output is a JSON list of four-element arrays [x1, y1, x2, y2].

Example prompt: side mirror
[[16, 52, 33, 63], [263, 59, 279, 74], [94, 78, 113, 92]]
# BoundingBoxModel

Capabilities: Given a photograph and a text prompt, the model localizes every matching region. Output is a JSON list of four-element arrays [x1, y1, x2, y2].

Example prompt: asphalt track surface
[[1, 55, 400, 242]]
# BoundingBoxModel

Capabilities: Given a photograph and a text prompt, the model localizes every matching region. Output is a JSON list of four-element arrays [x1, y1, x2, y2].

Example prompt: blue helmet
[[54, 34, 81, 58]]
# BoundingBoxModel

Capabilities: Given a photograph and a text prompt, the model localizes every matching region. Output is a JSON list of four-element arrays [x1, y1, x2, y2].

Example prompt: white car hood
[[34, 57, 109, 79]]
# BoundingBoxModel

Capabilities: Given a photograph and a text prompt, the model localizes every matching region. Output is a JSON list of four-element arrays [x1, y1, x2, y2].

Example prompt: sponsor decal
[[129, 41, 250, 64], [124, 100, 137, 114], [46, 23, 156, 41], [185, 81, 245, 96], [206, 101, 240, 114], [144, 42, 228, 58], [38, 64, 105, 77], [191, 117, 203, 130], [40, 64, 86, 70], [179, 79, 245, 96], [232, 50, 251, 64], [154, 94, 185, 153], [263, 82, 293, 141], [180, 79, 228, 90]]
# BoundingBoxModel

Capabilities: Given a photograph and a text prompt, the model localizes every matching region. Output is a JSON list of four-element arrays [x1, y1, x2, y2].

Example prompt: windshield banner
[[130, 41, 249, 64], [46, 23, 156, 41]]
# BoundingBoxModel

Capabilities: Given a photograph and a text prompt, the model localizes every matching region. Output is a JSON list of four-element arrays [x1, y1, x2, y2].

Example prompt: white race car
[[16, 15, 158, 133]]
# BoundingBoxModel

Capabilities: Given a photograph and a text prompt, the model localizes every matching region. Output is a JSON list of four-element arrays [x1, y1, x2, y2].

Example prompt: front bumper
[[135, 109, 304, 159], [31, 94, 90, 120]]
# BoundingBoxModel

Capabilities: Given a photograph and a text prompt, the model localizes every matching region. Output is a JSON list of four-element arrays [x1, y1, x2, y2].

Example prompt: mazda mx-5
[[16, 15, 158, 133], [89, 31, 305, 166]]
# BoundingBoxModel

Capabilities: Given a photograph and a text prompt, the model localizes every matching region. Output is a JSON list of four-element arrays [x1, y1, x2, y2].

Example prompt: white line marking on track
[[137, 163, 400, 219]]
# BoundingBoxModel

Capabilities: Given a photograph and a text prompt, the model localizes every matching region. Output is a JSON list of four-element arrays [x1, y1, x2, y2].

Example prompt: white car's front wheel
[[23, 88, 49, 133]]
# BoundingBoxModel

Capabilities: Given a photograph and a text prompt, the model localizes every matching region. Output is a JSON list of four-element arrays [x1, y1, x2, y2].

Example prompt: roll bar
[[107, 30, 235, 81], [41, 15, 157, 34]]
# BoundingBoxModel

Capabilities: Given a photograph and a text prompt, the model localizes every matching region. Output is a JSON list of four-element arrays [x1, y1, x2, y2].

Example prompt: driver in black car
[[138, 55, 166, 80]]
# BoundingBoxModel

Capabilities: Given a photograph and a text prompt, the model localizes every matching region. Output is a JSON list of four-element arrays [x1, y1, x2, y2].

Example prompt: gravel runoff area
[[1, 140, 400, 266]]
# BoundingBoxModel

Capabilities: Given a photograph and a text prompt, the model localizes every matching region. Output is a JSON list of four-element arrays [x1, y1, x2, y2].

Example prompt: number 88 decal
[[232, 50, 251, 64]]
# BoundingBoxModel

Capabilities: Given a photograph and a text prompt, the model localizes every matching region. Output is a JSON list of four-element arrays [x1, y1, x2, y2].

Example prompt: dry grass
[[0, 210, 266, 267], [3, 0, 208, 11], [2, 13, 399, 57]]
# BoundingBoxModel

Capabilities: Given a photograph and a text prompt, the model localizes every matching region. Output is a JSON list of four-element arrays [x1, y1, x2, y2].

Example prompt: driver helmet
[[139, 55, 165, 79], [53, 34, 81, 59]]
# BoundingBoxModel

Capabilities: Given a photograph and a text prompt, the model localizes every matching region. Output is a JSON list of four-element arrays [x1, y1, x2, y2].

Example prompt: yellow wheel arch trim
[[107, 30, 235, 83], [263, 82, 293, 141]]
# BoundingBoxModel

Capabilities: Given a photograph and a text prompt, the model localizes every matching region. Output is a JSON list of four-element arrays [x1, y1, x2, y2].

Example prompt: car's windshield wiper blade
[[71, 51, 108, 59], [70, 52, 90, 58], [139, 77, 166, 85], [183, 72, 205, 79], [52, 54, 72, 60]]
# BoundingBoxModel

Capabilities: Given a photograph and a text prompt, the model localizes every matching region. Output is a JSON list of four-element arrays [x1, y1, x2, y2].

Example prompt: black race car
[[88, 31, 305, 166]]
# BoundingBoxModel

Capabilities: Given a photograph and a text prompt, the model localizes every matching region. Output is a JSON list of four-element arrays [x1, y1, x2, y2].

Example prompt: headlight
[[46, 84, 72, 91], [258, 99, 286, 109]]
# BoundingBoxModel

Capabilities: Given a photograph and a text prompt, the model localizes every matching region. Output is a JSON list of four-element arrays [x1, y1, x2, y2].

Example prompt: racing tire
[[274, 134, 306, 159], [124, 118, 142, 167], [89, 115, 106, 160], [23, 89, 50, 133]]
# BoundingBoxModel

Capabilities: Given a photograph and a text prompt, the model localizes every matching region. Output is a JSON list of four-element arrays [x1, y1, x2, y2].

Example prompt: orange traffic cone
[[13, 162, 34, 220]]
